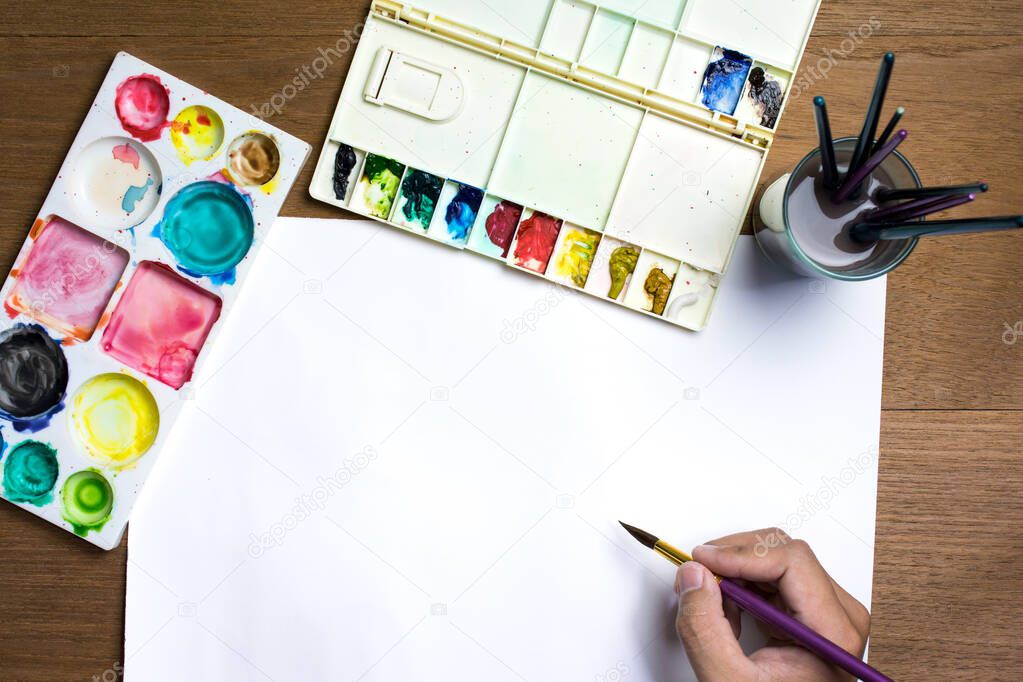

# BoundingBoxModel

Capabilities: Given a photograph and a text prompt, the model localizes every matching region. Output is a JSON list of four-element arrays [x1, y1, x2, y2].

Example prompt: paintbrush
[[866, 193, 976, 224], [876, 182, 988, 203], [813, 97, 840, 191], [850, 215, 1023, 243], [619, 522, 894, 682], [845, 52, 896, 192], [833, 129, 908, 203], [873, 106, 905, 153]]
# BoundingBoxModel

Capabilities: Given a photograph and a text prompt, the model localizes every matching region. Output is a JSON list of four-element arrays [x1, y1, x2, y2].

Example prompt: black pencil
[[814, 97, 839, 191], [846, 52, 896, 190], [876, 182, 988, 203], [873, 106, 905, 153], [850, 215, 1023, 242]]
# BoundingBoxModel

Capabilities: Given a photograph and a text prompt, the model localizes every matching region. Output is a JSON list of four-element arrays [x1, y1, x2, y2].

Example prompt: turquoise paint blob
[[2, 440, 59, 505], [155, 181, 254, 279], [122, 178, 155, 214]]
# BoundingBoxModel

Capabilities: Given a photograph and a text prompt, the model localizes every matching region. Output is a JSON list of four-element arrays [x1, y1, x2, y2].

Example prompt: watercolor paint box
[[310, 0, 821, 331], [0, 53, 310, 549]]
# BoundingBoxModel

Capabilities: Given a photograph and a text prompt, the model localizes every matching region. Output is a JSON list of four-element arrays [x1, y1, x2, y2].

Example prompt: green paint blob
[[157, 181, 254, 276], [61, 469, 114, 536], [361, 154, 404, 219], [608, 246, 639, 299], [2, 440, 59, 505]]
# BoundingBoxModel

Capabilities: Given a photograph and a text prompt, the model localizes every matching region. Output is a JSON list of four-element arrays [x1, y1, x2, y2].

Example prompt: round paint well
[[74, 136, 163, 230], [171, 105, 226, 165], [227, 132, 281, 186], [61, 469, 114, 535], [2, 440, 59, 505], [115, 74, 170, 142], [157, 181, 255, 276], [70, 373, 160, 468], [0, 325, 69, 422]]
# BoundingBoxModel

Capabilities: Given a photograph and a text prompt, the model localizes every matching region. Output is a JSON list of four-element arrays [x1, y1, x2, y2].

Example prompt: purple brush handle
[[718, 578, 894, 682], [834, 130, 908, 203]]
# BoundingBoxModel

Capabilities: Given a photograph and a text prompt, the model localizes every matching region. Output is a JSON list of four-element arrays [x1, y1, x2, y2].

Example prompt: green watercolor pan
[[0, 53, 310, 549], [311, 0, 822, 331]]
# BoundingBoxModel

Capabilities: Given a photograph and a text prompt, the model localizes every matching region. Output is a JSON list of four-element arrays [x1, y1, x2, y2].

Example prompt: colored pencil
[[867, 193, 975, 223], [873, 106, 905, 153], [846, 52, 896, 187], [814, 97, 839, 190], [619, 523, 895, 682], [850, 215, 1023, 242], [833, 129, 908, 203], [867, 190, 972, 222], [876, 182, 988, 203]]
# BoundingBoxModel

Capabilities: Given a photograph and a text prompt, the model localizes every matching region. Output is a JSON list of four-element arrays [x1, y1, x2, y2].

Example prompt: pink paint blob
[[6, 216, 129, 341], [112, 142, 141, 169], [101, 261, 222, 390], [513, 213, 562, 274], [115, 74, 170, 142]]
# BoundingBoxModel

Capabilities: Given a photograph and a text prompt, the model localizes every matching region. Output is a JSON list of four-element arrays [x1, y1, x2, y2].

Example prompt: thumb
[[675, 562, 752, 682]]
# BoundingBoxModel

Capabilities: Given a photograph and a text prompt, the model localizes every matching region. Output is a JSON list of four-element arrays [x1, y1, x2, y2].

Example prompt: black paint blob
[[0, 324, 70, 420], [747, 67, 783, 129], [333, 144, 359, 200]]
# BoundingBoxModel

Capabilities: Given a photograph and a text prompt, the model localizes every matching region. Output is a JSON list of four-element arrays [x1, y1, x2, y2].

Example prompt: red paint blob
[[115, 74, 170, 142], [512, 213, 562, 274]]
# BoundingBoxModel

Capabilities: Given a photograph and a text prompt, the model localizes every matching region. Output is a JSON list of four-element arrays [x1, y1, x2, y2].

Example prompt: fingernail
[[677, 562, 705, 594], [693, 544, 716, 557]]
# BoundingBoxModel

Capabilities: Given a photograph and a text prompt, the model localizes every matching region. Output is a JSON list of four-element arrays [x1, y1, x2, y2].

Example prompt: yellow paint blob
[[171, 105, 225, 165], [70, 373, 160, 468]]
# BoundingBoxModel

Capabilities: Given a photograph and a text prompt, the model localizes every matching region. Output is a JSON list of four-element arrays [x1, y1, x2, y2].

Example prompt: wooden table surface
[[1, 2, 1020, 680]]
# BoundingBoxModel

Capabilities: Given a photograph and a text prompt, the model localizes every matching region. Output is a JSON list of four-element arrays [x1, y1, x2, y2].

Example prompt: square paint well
[[392, 169, 445, 232], [350, 154, 406, 220], [488, 73, 643, 231], [664, 262, 720, 330], [604, 113, 763, 272], [734, 65, 789, 129], [623, 250, 680, 315], [427, 181, 485, 247], [540, 0, 594, 63], [658, 37, 712, 104], [700, 47, 753, 116], [618, 23, 674, 88], [101, 261, 222, 390], [466, 196, 523, 259], [580, 10, 633, 75], [583, 236, 640, 302], [508, 210, 564, 274], [7, 216, 129, 341], [546, 224, 602, 288]]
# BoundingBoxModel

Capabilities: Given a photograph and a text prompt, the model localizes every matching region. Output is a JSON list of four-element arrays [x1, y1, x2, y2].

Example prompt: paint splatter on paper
[[70, 373, 159, 468], [101, 261, 222, 390], [0, 325, 68, 431], [443, 185, 484, 243], [608, 246, 639, 300], [512, 213, 562, 274], [61, 469, 114, 536], [332, 144, 359, 201], [115, 74, 170, 142], [2, 439, 59, 505], [358, 154, 405, 219], [644, 267, 674, 316], [397, 170, 444, 231], [6, 216, 129, 341], [700, 48, 753, 115]]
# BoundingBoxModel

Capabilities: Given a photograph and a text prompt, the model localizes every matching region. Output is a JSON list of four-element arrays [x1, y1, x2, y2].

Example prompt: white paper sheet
[[125, 218, 885, 682]]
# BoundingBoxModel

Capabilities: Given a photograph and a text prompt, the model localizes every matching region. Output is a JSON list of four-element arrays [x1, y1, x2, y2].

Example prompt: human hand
[[674, 528, 871, 682]]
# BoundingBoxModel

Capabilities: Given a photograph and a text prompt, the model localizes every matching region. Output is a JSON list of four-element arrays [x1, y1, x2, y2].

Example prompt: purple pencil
[[868, 193, 976, 223], [620, 523, 895, 682], [834, 129, 908, 203]]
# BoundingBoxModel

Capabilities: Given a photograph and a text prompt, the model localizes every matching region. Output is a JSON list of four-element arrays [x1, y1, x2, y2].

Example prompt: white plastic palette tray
[[311, 0, 822, 331], [0, 52, 310, 549]]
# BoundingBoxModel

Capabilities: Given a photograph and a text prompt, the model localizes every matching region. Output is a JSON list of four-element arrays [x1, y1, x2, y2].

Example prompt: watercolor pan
[[310, 0, 822, 331], [0, 52, 310, 549]]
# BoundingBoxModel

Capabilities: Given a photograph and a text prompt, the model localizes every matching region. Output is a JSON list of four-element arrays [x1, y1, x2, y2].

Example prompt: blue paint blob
[[154, 181, 254, 281], [122, 178, 155, 214], [444, 185, 484, 243], [700, 48, 753, 116]]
